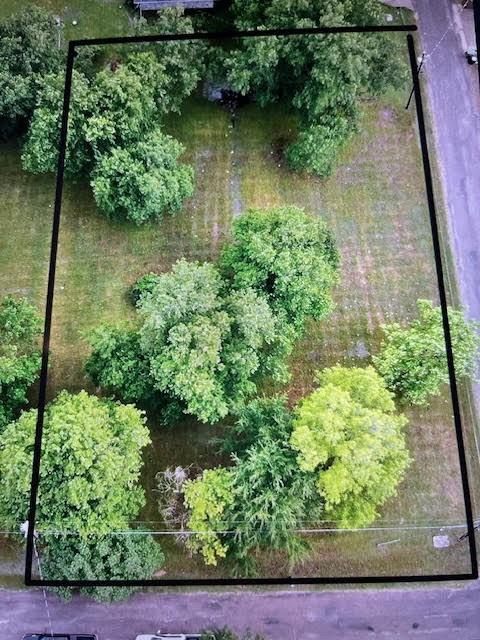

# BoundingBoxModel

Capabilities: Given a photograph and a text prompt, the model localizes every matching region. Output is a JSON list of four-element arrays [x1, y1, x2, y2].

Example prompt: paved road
[[414, 0, 480, 324], [1, 583, 480, 640]]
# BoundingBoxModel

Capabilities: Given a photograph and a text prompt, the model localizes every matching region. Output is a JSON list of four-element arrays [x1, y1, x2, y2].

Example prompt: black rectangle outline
[[24, 23, 479, 587]]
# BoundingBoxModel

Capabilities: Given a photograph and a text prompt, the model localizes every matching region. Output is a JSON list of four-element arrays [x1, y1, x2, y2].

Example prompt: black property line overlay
[[25, 25, 478, 587]]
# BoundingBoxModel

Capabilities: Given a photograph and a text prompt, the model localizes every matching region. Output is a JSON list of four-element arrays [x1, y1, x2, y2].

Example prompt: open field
[[1, 67, 474, 580], [0, 0, 134, 40]]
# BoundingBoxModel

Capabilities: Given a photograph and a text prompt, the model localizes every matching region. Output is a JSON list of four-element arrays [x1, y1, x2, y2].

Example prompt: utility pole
[[406, 51, 426, 110]]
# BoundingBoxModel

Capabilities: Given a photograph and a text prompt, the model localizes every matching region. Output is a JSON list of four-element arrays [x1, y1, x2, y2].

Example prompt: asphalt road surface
[[415, 0, 480, 324], [1, 583, 480, 640]]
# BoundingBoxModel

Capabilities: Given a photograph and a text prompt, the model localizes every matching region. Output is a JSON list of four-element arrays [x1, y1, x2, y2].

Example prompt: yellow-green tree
[[291, 366, 410, 528]]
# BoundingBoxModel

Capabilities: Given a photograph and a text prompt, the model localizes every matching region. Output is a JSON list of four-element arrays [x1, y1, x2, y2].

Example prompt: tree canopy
[[139, 259, 289, 423], [0, 7, 61, 135], [183, 397, 321, 569], [22, 48, 197, 223], [373, 299, 480, 405], [291, 366, 410, 528], [0, 296, 41, 430], [134, 8, 207, 114], [222, 0, 406, 175], [42, 532, 164, 602], [220, 205, 339, 331], [91, 128, 194, 224], [21, 69, 93, 178], [0, 390, 150, 536]]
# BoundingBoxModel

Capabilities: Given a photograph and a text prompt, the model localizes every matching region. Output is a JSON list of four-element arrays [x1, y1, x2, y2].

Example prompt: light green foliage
[[139, 259, 287, 423], [228, 397, 320, 567], [224, 0, 406, 175], [0, 390, 150, 536], [183, 467, 234, 566], [220, 205, 339, 331], [91, 128, 194, 224], [291, 366, 410, 528], [21, 70, 93, 177], [0, 7, 61, 130], [43, 532, 164, 602], [374, 299, 480, 405], [85, 325, 155, 405], [0, 296, 41, 430]]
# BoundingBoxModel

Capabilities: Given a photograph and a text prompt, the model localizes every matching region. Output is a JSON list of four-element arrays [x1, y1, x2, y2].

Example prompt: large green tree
[[228, 397, 320, 569], [91, 128, 194, 224], [42, 532, 164, 602], [223, 0, 406, 175], [290, 366, 410, 528], [21, 70, 93, 178], [0, 296, 41, 431], [0, 390, 150, 536], [134, 8, 206, 113], [139, 259, 290, 423], [0, 7, 61, 135], [220, 205, 339, 331], [22, 50, 196, 222], [373, 299, 480, 405]]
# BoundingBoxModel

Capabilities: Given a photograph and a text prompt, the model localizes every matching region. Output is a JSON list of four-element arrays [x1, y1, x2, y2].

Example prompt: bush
[[129, 272, 161, 307], [42, 532, 164, 602], [91, 128, 194, 224]]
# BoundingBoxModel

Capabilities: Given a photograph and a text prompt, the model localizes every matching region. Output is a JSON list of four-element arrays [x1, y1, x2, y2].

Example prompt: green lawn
[[0, 0, 134, 40]]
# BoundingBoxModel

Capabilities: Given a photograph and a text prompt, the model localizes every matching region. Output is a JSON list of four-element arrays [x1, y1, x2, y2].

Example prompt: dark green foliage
[[0, 7, 62, 133], [129, 272, 162, 307], [0, 296, 41, 430], [134, 8, 206, 113], [223, 0, 407, 175], [21, 70, 93, 178], [220, 205, 339, 331], [285, 116, 352, 177], [42, 533, 164, 602], [228, 398, 320, 568], [201, 628, 266, 640], [91, 128, 194, 224], [184, 398, 320, 570], [373, 299, 480, 405], [85, 52, 164, 158], [22, 49, 196, 223], [85, 325, 155, 405]]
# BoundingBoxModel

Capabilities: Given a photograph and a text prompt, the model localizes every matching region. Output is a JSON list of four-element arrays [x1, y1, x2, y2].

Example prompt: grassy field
[[0, 85, 474, 580], [0, 0, 134, 40], [0, 1, 476, 580]]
